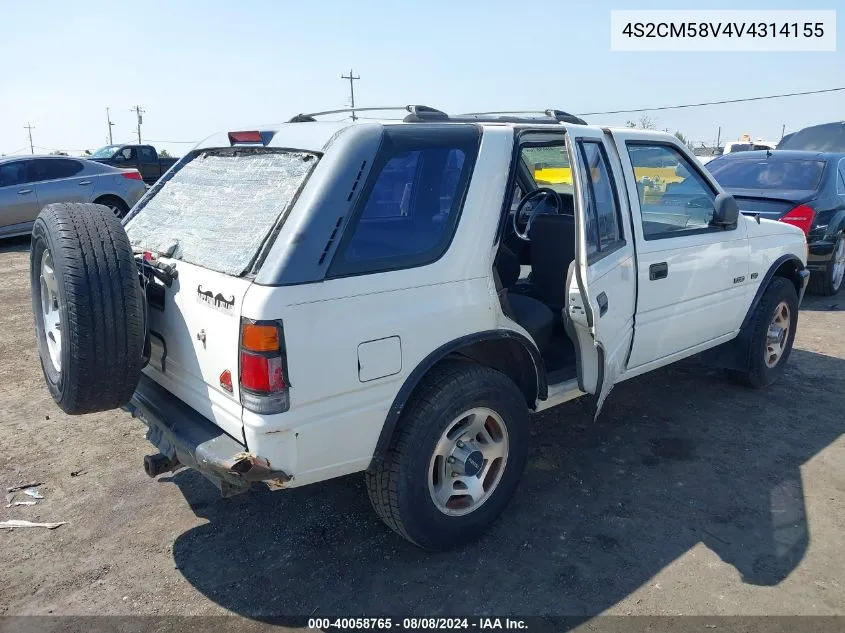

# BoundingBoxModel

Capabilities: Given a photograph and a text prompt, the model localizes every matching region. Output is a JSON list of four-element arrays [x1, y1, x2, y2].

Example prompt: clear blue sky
[[1, 0, 842, 156]]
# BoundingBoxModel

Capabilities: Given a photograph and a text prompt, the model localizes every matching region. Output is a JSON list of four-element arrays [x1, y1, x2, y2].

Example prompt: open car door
[[562, 126, 637, 417]]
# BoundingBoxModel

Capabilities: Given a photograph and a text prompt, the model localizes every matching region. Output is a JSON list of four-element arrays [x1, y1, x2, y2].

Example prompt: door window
[[576, 141, 625, 259], [0, 161, 29, 187], [28, 159, 84, 183], [626, 143, 719, 239], [139, 147, 156, 161]]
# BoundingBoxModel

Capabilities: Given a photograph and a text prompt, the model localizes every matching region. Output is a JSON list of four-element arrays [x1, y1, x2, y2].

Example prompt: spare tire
[[30, 202, 145, 414]]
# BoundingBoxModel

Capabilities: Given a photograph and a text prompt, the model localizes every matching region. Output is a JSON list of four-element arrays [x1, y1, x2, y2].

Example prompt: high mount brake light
[[228, 131, 263, 144], [780, 205, 816, 236]]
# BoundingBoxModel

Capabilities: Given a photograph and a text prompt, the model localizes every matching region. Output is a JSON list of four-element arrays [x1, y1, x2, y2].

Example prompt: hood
[[725, 188, 816, 221]]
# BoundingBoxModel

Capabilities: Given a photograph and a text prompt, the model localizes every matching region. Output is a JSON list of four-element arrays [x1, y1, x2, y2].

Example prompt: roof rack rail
[[457, 109, 587, 125], [288, 105, 447, 123]]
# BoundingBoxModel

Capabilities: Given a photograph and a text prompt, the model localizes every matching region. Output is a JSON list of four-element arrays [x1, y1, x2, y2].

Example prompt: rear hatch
[[124, 145, 318, 442]]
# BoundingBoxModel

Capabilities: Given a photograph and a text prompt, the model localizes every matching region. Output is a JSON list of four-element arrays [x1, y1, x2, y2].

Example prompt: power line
[[341, 69, 361, 121], [145, 139, 198, 144], [578, 86, 845, 116]]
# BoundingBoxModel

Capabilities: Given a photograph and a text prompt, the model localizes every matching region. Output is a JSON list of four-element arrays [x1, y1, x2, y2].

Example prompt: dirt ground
[[1, 234, 843, 624]]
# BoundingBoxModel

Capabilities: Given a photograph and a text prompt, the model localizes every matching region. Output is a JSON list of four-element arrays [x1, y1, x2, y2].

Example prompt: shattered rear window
[[125, 149, 317, 276]]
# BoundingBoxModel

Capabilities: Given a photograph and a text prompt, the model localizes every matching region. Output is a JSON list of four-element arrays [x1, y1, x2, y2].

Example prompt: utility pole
[[781, 123, 786, 140], [715, 126, 721, 149], [340, 69, 360, 121], [24, 122, 35, 154], [106, 107, 115, 145], [130, 105, 145, 143]]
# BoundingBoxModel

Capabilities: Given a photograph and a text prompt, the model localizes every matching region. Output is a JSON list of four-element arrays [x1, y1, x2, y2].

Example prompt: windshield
[[708, 158, 825, 191], [521, 146, 573, 194], [125, 149, 318, 276], [90, 145, 123, 158]]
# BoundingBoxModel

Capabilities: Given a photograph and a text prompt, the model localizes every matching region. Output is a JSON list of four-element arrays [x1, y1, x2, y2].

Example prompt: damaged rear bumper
[[123, 374, 291, 497]]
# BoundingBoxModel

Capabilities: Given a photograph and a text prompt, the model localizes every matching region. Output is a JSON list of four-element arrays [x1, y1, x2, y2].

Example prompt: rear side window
[[0, 161, 28, 187], [708, 158, 825, 191], [330, 128, 479, 276], [28, 159, 84, 182], [139, 147, 156, 161], [126, 149, 317, 276]]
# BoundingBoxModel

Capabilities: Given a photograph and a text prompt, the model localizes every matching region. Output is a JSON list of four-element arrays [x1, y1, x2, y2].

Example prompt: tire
[[30, 202, 145, 414], [728, 277, 798, 389], [807, 234, 845, 296], [94, 195, 129, 219], [365, 361, 529, 550]]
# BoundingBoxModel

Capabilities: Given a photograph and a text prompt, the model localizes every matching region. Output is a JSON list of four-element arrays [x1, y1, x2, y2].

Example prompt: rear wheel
[[30, 202, 145, 414], [808, 234, 845, 296], [365, 361, 529, 550], [728, 277, 798, 388], [94, 195, 129, 219]]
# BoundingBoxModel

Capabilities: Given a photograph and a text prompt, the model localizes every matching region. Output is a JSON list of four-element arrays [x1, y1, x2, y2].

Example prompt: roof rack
[[287, 105, 587, 126], [288, 105, 447, 123]]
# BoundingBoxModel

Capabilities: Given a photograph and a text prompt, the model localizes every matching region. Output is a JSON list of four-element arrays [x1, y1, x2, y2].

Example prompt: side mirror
[[712, 192, 739, 228]]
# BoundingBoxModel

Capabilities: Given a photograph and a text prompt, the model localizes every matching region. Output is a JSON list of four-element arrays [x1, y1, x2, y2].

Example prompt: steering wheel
[[512, 187, 563, 241]]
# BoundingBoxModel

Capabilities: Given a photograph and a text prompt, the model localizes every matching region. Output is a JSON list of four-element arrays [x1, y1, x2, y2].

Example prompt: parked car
[[0, 156, 147, 239], [777, 121, 845, 153], [88, 144, 179, 185], [707, 150, 845, 295], [30, 107, 808, 550]]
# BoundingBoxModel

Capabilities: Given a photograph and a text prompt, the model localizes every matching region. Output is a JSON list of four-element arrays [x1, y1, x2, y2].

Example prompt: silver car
[[0, 156, 148, 238]]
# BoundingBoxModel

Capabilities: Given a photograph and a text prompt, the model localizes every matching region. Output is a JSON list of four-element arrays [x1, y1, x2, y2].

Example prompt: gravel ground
[[1, 235, 843, 625]]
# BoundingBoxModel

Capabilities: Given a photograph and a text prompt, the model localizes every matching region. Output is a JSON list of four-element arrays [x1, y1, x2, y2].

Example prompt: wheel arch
[[741, 255, 805, 330], [369, 330, 546, 468]]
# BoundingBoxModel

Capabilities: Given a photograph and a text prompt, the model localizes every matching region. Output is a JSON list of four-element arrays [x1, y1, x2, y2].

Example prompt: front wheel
[[365, 362, 530, 550], [729, 277, 798, 388]]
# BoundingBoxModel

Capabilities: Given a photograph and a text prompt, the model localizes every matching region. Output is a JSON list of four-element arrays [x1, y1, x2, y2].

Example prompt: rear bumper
[[123, 374, 291, 496]]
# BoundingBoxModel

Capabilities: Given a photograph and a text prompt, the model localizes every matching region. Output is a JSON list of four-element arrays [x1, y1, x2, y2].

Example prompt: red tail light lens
[[239, 319, 289, 414], [122, 170, 142, 180], [240, 352, 285, 392], [228, 131, 263, 144], [780, 205, 816, 236]]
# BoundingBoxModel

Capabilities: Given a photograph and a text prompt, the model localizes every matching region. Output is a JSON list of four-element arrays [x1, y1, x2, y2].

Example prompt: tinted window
[[332, 135, 477, 276], [708, 158, 825, 191], [576, 141, 624, 258], [838, 160, 845, 194], [0, 161, 29, 187], [28, 159, 84, 182], [627, 143, 718, 239], [139, 147, 156, 161]]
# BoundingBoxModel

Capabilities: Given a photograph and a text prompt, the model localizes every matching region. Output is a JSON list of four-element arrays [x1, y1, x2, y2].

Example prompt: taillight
[[239, 319, 289, 414], [779, 205, 816, 236], [122, 170, 142, 180]]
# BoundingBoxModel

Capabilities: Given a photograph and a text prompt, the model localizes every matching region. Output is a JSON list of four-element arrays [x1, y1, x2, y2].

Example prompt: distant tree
[[673, 131, 690, 146], [49, 150, 69, 156], [159, 149, 172, 158], [83, 149, 92, 156], [626, 115, 657, 130]]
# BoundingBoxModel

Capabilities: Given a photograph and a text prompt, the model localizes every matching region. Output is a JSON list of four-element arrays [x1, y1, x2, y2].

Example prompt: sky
[[1, 0, 843, 157]]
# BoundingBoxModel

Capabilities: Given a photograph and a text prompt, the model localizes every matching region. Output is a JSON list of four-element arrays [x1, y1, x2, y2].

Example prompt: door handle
[[597, 292, 609, 317], [17, 188, 32, 195], [78, 180, 91, 185], [649, 262, 669, 280]]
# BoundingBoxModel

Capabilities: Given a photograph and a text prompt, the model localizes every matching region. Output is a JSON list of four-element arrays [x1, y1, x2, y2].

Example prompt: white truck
[[30, 106, 809, 550]]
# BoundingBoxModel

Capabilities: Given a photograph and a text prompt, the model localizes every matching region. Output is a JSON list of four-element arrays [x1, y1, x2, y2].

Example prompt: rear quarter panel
[[238, 127, 515, 487]]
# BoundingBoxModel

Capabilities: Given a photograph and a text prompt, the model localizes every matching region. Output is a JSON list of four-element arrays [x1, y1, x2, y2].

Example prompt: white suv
[[29, 106, 809, 550]]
